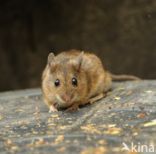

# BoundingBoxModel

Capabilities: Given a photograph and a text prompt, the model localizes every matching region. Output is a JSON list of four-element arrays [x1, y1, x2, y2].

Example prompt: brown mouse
[[41, 49, 140, 112]]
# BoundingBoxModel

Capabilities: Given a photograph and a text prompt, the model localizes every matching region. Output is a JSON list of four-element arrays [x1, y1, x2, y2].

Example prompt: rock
[[0, 81, 156, 153]]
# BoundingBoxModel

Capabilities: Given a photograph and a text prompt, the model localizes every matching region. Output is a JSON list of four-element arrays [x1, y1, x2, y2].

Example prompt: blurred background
[[0, 0, 156, 92]]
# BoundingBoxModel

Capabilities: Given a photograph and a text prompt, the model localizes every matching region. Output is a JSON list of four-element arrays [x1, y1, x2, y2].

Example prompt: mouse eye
[[72, 77, 78, 86], [54, 79, 60, 87]]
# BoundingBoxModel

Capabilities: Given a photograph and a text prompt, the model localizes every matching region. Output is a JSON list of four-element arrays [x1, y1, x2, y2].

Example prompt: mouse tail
[[110, 73, 141, 81]]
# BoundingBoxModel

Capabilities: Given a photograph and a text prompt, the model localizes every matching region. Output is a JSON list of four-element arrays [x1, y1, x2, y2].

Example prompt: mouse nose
[[61, 94, 71, 103]]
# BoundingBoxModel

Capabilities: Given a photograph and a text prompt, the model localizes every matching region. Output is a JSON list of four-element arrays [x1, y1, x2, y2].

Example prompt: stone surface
[[0, 81, 156, 154]]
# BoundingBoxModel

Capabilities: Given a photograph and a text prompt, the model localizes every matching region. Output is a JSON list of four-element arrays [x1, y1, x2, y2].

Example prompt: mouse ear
[[48, 52, 56, 71], [48, 52, 55, 65], [74, 51, 84, 71]]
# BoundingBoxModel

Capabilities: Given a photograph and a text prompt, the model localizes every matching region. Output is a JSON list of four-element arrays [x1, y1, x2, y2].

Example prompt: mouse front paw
[[49, 105, 58, 113], [65, 104, 79, 112]]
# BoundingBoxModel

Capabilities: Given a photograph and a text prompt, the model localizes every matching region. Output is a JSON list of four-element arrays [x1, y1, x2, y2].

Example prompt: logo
[[122, 142, 155, 153]]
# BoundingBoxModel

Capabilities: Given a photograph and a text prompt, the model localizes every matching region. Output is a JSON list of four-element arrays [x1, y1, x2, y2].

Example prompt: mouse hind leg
[[89, 93, 106, 104], [88, 72, 111, 104]]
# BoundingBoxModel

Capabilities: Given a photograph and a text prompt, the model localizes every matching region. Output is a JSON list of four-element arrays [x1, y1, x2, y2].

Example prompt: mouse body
[[42, 49, 112, 112]]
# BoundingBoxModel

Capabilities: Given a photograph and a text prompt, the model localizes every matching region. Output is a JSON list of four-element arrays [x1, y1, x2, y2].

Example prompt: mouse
[[41, 49, 140, 112]]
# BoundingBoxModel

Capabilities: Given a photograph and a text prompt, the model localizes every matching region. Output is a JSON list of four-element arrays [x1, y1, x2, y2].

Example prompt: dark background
[[0, 0, 156, 92]]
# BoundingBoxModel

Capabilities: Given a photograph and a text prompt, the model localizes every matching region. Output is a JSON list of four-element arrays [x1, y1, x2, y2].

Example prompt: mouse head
[[43, 51, 88, 110]]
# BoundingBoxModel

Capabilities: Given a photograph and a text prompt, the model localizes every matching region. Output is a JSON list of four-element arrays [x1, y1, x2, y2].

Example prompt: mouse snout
[[61, 94, 71, 103]]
